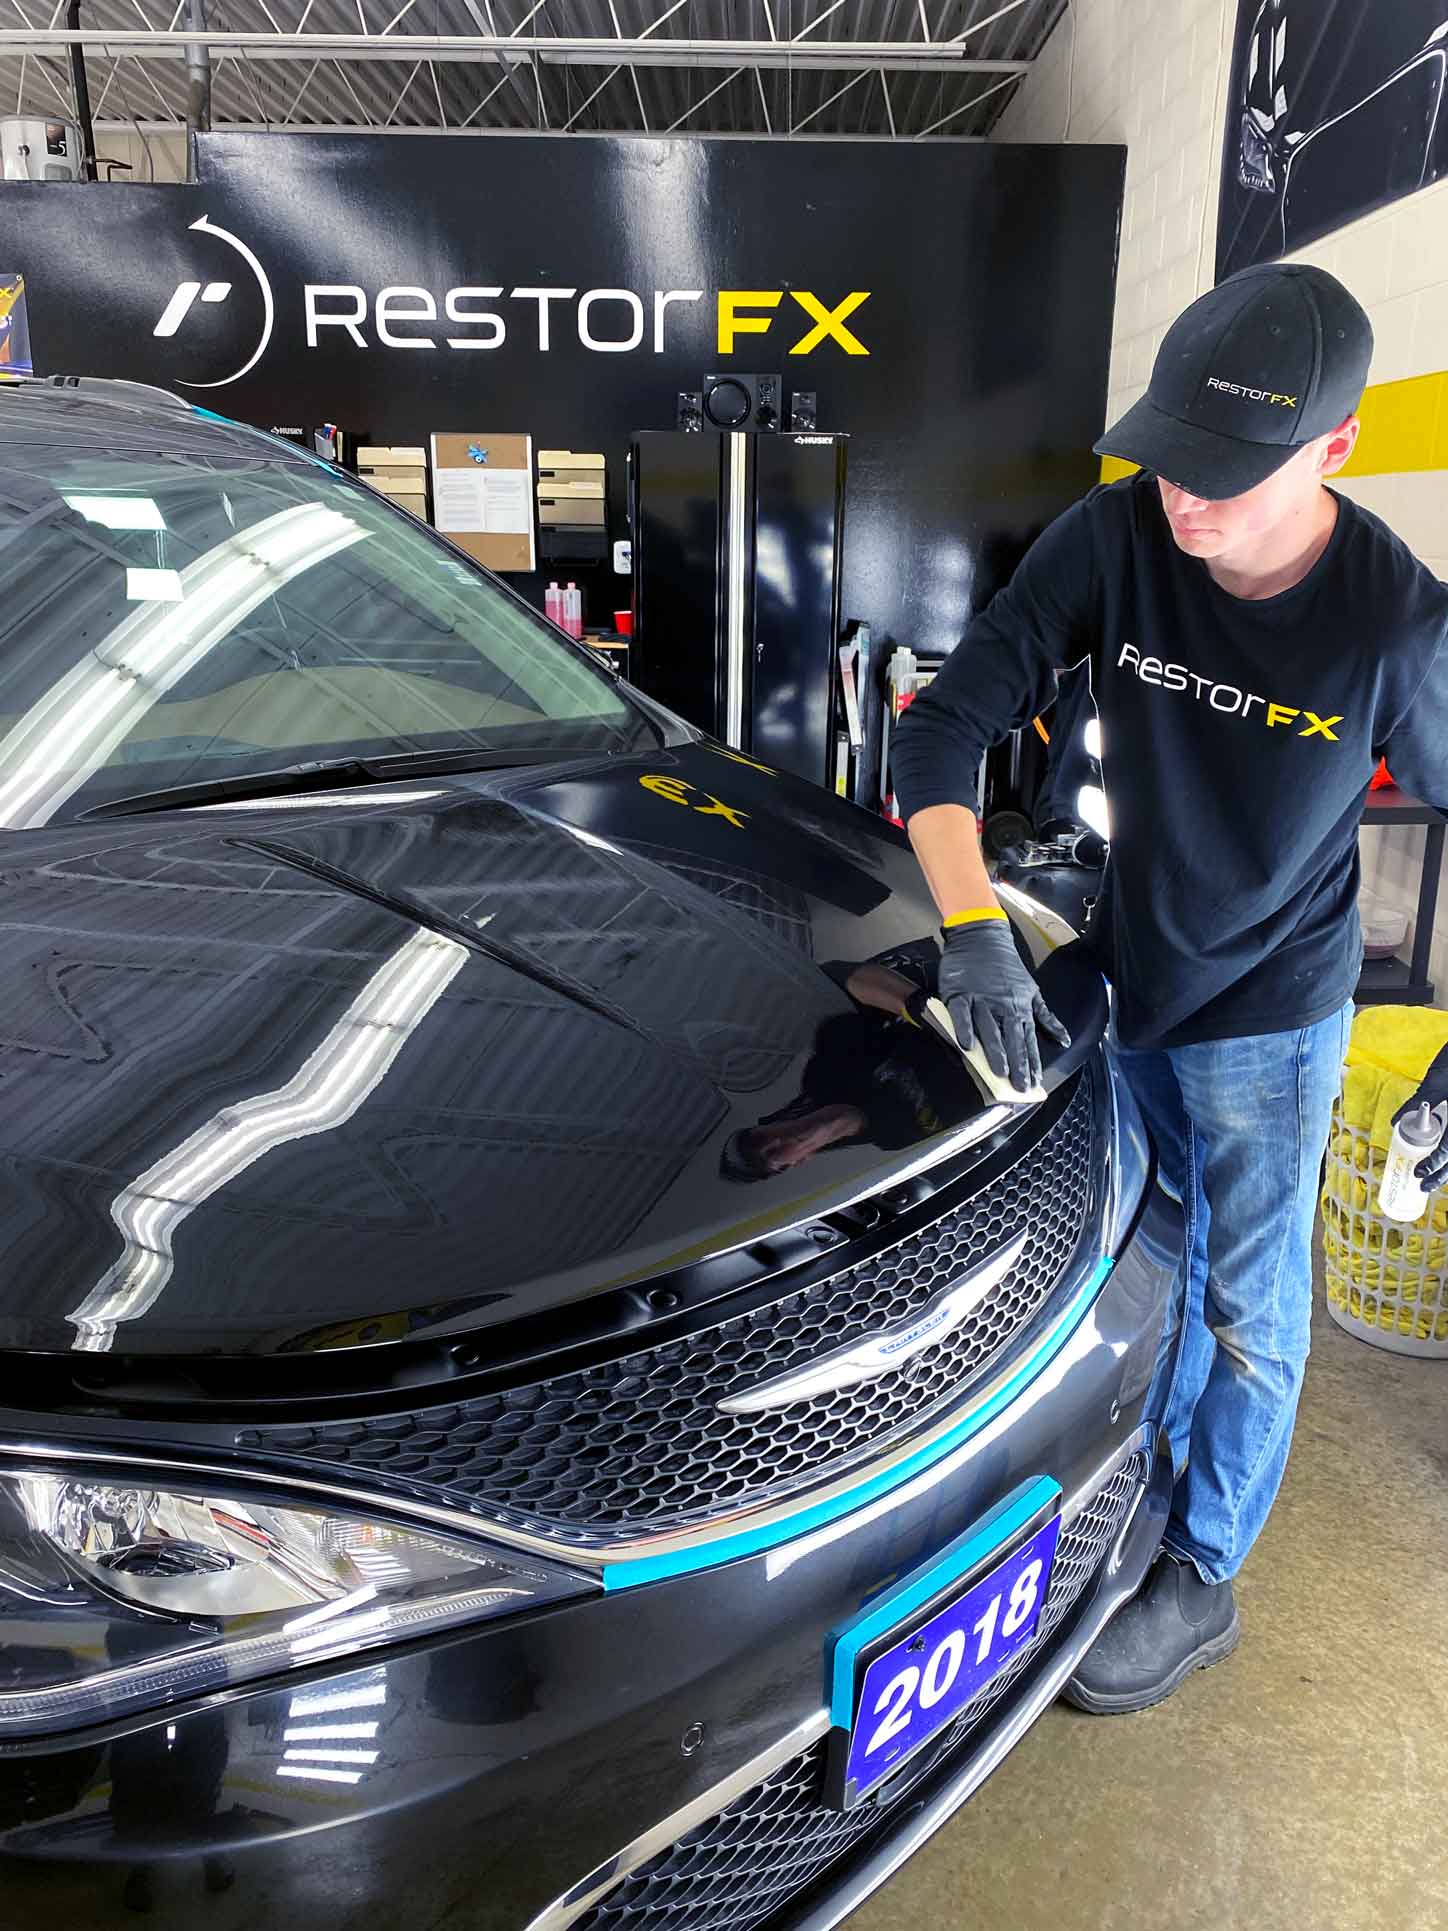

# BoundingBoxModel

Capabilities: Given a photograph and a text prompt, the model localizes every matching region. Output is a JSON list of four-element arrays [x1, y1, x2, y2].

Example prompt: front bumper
[[0, 1174, 1183, 1931], [532, 1425, 1170, 1931], [790, 1427, 1171, 1930]]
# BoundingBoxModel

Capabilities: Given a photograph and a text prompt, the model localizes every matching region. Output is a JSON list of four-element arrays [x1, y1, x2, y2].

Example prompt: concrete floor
[[853, 1260, 1448, 1931]]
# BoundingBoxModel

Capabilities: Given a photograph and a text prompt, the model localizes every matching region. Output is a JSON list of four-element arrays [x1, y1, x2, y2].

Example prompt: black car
[[1230, 0, 1448, 263], [0, 378, 1183, 1930]]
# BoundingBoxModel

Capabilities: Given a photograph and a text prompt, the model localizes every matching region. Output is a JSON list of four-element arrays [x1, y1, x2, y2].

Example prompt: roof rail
[[40, 375, 193, 410]]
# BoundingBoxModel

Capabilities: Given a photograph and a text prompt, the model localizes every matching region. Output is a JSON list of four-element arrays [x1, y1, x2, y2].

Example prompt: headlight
[[0, 1463, 593, 1738]]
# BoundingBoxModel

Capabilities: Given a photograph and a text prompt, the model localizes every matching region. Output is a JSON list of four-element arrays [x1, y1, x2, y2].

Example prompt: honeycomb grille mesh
[[573, 1449, 1150, 1931], [244, 1072, 1095, 1545]]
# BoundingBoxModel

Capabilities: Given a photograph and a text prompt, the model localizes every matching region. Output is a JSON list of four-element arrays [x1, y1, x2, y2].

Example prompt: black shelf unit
[[1357, 788, 1445, 1006]]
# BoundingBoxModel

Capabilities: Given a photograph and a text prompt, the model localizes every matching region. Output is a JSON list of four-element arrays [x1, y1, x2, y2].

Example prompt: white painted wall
[[994, 0, 1233, 441], [92, 130, 189, 183], [994, 0, 1448, 1005]]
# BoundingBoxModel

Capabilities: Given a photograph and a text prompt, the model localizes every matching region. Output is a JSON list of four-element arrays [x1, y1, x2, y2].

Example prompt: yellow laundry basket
[[1320, 1005, 1448, 1359]]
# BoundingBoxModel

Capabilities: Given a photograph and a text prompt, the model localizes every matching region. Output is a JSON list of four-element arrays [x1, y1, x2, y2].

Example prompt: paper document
[[434, 467, 532, 536]]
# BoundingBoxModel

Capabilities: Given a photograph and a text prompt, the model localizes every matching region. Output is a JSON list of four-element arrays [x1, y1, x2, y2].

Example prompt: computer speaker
[[702, 374, 781, 432]]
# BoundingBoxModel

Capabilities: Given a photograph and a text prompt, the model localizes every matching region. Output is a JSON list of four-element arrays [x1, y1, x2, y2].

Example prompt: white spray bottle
[[1378, 1100, 1448, 1223]]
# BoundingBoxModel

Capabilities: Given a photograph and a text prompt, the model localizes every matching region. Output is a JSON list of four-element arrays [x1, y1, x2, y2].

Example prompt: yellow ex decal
[[640, 774, 749, 828]]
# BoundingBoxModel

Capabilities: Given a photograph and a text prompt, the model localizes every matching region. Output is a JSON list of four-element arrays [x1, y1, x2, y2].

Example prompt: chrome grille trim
[[240, 1070, 1099, 1550], [0, 1271, 1118, 1580]]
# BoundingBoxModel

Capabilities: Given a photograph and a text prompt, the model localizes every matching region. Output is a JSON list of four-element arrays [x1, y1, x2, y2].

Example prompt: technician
[[891, 264, 1448, 1714]]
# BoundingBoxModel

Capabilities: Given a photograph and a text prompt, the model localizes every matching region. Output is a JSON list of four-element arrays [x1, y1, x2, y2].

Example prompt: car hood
[[0, 742, 1082, 1361]]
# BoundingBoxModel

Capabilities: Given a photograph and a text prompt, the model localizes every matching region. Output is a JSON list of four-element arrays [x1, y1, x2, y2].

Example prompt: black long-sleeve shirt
[[892, 474, 1448, 1048]]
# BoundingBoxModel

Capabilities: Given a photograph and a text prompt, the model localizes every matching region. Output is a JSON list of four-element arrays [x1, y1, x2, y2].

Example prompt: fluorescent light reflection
[[283, 1748, 380, 1765], [564, 822, 621, 855], [125, 567, 184, 603], [64, 494, 166, 531], [0, 503, 365, 828], [282, 1723, 380, 1742], [1077, 783, 1111, 840], [280, 1673, 389, 1789], [67, 929, 468, 1351], [288, 1677, 388, 1717], [283, 1584, 378, 1636], [346, 1547, 412, 1583], [198, 789, 449, 813], [290, 1606, 394, 1655]]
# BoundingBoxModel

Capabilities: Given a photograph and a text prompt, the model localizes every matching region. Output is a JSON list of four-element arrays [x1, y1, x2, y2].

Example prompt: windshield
[[0, 403, 658, 825]]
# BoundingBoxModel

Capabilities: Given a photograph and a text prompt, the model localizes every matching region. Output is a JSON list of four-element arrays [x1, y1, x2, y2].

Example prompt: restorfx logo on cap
[[1094, 262, 1373, 500], [1204, 377, 1297, 407]]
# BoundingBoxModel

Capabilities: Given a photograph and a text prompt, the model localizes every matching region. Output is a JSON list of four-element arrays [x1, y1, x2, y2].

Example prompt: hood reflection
[[720, 957, 986, 1183], [67, 928, 467, 1352]]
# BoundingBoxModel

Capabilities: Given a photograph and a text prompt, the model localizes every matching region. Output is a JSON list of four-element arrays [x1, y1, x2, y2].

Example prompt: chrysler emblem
[[718, 1228, 1028, 1414]]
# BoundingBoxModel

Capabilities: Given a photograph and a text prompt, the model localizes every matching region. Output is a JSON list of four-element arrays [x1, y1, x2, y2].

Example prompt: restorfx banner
[[0, 132, 1122, 658]]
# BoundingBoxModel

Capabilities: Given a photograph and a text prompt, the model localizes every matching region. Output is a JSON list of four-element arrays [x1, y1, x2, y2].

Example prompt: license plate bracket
[[824, 1477, 1062, 1810]]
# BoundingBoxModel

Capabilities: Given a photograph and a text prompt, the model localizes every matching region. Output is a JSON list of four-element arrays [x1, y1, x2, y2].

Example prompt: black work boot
[[1062, 1552, 1240, 1715]]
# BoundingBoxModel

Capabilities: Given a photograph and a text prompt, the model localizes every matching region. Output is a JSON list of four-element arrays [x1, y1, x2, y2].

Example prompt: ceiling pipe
[[185, 0, 212, 141], [62, 0, 97, 179]]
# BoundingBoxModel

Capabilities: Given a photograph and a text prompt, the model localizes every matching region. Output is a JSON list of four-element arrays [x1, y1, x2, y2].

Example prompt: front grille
[[244, 1071, 1095, 1545], [930, 1447, 1148, 1757], [574, 1448, 1149, 1931]]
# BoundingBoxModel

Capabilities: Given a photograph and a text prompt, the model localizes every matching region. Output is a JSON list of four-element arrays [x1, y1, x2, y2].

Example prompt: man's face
[[741, 1104, 865, 1173], [1155, 418, 1358, 560]]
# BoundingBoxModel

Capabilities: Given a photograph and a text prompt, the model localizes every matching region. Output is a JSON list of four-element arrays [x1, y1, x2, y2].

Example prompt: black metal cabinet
[[630, 429, 848, 789]]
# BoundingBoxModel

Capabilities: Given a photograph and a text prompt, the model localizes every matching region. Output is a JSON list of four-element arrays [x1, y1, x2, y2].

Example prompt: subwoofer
[[702, 373, 781, 432]]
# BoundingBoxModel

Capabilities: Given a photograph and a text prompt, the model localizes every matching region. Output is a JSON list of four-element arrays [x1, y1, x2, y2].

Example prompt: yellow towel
[[1321, 1005, 1448, 1344], [1342, 1005, 1448, 1148]]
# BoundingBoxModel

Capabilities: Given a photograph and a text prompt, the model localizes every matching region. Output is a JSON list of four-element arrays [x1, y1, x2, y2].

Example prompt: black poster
[[0, 132, 1122, 658], [1217, 0, 1448, 280]]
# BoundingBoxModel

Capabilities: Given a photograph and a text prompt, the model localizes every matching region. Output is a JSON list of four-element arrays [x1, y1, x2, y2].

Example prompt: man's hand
[[1392, 1042, 1448, 1190], [938, 917, 1071, 1093]]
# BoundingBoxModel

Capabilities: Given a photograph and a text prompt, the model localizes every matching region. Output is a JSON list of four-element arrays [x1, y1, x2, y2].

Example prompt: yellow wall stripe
[[1343, 370, 1448, 475], [1097, 368, 1448, 485], [1099, 453, 1138, 483]]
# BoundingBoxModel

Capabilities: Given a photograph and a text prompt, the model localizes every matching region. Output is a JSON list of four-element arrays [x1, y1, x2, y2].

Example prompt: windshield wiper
[[78, 747, 572, 819]]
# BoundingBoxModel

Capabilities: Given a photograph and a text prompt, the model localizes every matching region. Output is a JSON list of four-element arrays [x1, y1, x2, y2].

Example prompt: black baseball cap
[[1094, 263, 1373, 500]]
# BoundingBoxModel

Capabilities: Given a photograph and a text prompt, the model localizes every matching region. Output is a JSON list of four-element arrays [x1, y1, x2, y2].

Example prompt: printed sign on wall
[[431, 433, 536, 574], [1217, 0, 1448, 280]]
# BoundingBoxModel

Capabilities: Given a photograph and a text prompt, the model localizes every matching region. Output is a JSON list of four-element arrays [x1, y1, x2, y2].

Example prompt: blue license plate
[[833, 1508, 1061, 1807]]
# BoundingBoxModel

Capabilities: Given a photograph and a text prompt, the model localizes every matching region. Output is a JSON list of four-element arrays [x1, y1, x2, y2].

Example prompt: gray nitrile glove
[[937, 916, 1072, 1093], [1393, 1042, 1448, 1190]]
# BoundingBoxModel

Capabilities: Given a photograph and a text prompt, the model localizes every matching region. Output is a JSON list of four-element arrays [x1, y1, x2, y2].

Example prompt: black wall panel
[[0, 132, 1123, 656]]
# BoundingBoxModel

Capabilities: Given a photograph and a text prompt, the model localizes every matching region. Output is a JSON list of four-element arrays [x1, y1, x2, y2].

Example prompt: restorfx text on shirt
[[1115, 642, 1344, 740]]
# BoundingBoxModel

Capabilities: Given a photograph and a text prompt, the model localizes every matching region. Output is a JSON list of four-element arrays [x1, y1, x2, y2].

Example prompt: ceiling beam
[[0, 27, 1033, 72], [88, 116, 989, 139]]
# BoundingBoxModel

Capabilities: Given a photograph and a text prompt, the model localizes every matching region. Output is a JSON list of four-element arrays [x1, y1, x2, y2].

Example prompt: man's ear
[[1319, 415, 1361, 478]]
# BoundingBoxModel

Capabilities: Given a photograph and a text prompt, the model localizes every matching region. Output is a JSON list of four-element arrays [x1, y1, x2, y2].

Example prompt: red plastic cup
[[614, 610, 634, 638]]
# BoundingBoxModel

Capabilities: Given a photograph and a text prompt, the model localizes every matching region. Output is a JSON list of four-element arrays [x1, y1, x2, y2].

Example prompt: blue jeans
[[1113, 1002, 1352, 1585]]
